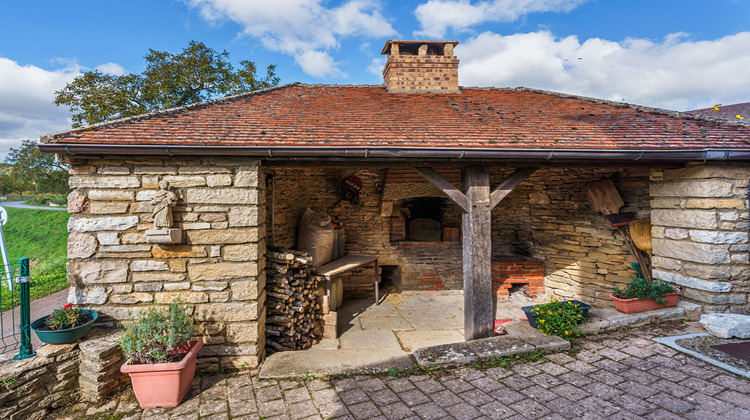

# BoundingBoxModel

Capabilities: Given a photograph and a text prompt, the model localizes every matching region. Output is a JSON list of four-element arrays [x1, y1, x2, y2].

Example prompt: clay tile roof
[[42, 83, 750, 154]]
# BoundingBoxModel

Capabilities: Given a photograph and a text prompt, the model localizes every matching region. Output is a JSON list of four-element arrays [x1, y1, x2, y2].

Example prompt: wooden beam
[[462, 166, 493, 341], [414, 167, 470, 212], [490, 167, 538, 209]]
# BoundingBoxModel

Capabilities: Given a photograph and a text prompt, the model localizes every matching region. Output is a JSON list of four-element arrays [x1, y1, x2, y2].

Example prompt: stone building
[[40, 40, 750, 369]]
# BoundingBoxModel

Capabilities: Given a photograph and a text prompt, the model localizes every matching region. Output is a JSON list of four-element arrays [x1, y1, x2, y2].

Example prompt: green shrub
[[530, 299, 587, 341], [612, 277, 679, 305], [47, 196, 67, 206], [28, 195, 66, 206], [119, 301, 195, 364]]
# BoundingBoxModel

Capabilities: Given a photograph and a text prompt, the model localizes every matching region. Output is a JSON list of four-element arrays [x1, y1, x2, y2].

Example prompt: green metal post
[[14, 257, 35, 359]]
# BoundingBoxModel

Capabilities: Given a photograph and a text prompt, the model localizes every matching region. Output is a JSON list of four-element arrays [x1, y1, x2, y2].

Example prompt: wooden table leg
[[374, 261, 380, 305], [326, 275, 332, 309]]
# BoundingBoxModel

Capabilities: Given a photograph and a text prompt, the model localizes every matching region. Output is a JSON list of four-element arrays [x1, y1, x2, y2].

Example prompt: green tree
[[3, 140, 69, 196], [0, 170, 20, 198], [54, 41, 280, 127]]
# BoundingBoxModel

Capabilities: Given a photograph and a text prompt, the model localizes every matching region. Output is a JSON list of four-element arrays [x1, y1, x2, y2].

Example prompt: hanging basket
[[629, 219, 652, 252]]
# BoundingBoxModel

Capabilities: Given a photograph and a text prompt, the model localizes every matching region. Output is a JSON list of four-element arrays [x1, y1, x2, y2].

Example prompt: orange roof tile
[[43, 83, 750, 153]]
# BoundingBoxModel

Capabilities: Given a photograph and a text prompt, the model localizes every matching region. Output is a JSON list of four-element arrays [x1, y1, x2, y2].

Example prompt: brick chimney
[[381, 40, 460, 94]]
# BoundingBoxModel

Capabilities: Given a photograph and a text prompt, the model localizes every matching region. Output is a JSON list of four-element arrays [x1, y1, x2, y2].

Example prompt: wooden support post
[[461, 166, 493, 340], [415, 166, 537, 341]]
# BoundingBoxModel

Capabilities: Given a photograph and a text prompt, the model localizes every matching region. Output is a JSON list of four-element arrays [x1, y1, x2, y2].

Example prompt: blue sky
[[1, 0, 749, 157]]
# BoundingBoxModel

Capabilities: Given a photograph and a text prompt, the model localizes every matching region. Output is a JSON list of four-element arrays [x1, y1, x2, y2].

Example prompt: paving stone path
[[55, 321, 750, 419]]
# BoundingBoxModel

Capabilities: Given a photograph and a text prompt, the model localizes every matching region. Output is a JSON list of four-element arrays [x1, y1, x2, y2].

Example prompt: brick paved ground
[[56, 321, 750, 419]]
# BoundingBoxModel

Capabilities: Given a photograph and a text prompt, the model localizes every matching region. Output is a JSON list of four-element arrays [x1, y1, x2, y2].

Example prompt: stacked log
[[265, 246, 322, 355]]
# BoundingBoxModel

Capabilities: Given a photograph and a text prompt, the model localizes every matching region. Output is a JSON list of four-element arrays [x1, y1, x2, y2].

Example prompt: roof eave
[[37, 143, 750, 162]]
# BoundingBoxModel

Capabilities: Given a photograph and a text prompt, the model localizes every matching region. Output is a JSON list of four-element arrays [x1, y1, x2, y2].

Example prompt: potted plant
[[119, 301, 202, 409], [611, 277, 680, 313], [521, 299, 589, 341], [31, 303, 98, 344]]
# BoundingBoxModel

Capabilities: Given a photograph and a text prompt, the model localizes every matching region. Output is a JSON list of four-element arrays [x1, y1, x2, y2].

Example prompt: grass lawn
[[0, 207, 70, 309]]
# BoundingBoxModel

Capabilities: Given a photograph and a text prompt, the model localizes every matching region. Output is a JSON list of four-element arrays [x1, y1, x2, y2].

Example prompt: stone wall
[[516, 167, 652, 307], [266, 165, 651, 306], [266, 167, 464, 292], [650, 163, 750, 313], [64, 157, 266, 369], [78, 333, 127, 402], [0, 343, 79, 420]]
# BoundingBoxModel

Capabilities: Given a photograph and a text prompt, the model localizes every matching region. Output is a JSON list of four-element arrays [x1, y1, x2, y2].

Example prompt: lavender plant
[[120, 301, 195, 364]]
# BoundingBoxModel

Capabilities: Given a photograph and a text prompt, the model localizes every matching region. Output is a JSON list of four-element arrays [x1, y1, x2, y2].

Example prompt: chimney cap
[[381, 40, 459, 55]]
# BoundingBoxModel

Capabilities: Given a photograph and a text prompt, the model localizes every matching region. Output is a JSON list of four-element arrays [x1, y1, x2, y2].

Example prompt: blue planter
[[31, 309, 98, 344], [521, 300, 590, 329]]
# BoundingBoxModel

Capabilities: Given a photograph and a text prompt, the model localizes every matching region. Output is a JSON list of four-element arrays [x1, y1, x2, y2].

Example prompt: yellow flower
[[578, 314, 582, 318], [565, 331, 570, 335], [539, 319, 545, 323]]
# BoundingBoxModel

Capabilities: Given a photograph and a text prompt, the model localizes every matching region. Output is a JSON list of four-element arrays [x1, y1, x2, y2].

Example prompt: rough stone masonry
[[651, 163, 750, 314], [63, 156, 266, 370]]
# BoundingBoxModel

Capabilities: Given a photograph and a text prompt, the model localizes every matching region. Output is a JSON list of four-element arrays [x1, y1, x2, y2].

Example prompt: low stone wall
[[651, 163, 750, 313], [0, 332, 149, 418], [0, 343, 79, 420], [79, 333, 127, 402]]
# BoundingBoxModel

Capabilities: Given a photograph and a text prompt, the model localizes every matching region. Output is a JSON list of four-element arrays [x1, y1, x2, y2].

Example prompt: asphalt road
[[1, 201, 67, 211]]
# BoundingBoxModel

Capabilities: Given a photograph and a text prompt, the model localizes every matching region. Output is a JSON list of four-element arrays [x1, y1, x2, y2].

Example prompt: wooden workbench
[[314, 255, 380, 305]]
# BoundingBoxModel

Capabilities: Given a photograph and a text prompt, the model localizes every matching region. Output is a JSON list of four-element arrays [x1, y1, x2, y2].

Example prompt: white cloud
[[367, 56, 386, 77], [414, 0, 589, 38], [458, 31, 750, 110], [95, 62, 126, 76], [183, 0, 396, 78], [295, 50, 342, 78], [0, 57, 80, 158]]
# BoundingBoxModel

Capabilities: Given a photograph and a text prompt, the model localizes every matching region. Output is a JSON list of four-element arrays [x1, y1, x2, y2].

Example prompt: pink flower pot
[[610, 292, 678, 314], [121, 339, 203, 409]]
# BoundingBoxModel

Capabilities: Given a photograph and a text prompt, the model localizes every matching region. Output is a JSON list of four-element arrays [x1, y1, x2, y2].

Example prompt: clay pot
[[610, 292, 678, 314], [121, 339, 203, 409]]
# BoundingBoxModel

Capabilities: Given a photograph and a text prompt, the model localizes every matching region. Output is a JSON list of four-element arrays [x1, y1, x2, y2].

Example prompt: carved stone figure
[[151, 180, 177, 228], [145, 180, 181, 244]]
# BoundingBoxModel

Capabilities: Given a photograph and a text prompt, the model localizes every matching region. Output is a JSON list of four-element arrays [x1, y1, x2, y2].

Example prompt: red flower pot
[[610, 292, 678, 314], [121, 339, 203, 409]]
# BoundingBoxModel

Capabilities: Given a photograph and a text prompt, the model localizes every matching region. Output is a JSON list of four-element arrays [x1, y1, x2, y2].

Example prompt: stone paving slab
[[53, 321, 750, 420], [259, 347, 415, 378], [412, 324, 570, 368], [396, 329, 465, 351]]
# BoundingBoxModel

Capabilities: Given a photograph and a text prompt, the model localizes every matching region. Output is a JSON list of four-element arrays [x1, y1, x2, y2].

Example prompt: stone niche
[[64, 156, 266, 370]]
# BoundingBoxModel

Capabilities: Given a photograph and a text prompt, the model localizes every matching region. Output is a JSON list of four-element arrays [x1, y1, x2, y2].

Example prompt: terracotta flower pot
[[121, 339, 203, 409], [610, 292, 678, 314]]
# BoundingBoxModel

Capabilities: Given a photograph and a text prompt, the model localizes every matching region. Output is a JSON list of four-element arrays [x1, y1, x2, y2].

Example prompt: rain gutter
[[37, 143, 750, 161]]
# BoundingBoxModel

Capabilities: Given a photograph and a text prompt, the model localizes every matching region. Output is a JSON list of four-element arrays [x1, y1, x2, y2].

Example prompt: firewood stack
[[264, 246, 322, 355]]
